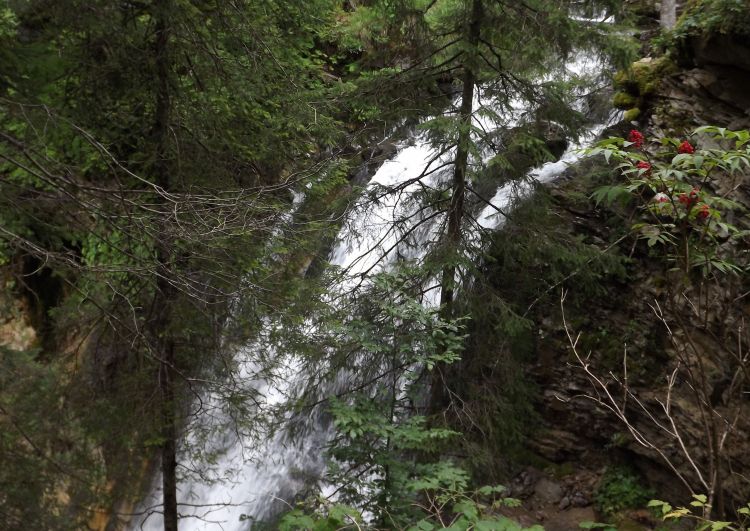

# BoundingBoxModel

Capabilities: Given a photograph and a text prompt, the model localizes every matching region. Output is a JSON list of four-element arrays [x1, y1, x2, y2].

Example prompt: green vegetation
[[0, 346, 101, 530], [612, 56, 676, 122], [595, 466, 654, 518], [0, 0, 355, 526], [649, 496, 750, 529], [1, 0, 749, 529], [673, 0, 750, 39], [279, 485, 543, 531], [589, 127, 750, 277], [586, 127, 750, 523]]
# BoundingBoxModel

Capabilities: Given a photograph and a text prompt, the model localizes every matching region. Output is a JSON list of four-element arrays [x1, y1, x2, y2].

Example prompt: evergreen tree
[[0, 0, 645, 526], [335, 0, 630, 416], [0, 0, 344, 528]]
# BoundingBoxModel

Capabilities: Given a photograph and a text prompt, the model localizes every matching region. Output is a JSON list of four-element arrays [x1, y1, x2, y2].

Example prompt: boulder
[[691, 33, 750, 73]]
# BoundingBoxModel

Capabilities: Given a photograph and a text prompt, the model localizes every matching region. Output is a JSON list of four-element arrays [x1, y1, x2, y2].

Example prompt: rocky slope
[[476, 22, 750, 529]]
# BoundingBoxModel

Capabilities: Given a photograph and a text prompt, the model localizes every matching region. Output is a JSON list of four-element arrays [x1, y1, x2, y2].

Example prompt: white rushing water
[[128, 50, 618, 530]]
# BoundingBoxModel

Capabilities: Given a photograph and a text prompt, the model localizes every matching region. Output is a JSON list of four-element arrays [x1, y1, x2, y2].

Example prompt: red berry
[[628, 130, 644, 148], [678, 140, 695, 154]]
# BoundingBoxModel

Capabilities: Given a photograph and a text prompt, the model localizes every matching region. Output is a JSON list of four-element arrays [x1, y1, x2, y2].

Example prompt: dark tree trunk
[[429, 0, 482, 416], [152, 1, 178, 529], [159, 336, 178, 531]]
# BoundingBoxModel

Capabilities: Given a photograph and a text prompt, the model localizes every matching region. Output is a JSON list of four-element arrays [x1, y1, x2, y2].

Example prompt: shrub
[[595, 466, 654, 518], [588, 126, 750, 279]]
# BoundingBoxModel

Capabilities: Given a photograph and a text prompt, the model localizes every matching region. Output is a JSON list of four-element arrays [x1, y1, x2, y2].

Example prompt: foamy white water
[[128, 42, 616, 531]]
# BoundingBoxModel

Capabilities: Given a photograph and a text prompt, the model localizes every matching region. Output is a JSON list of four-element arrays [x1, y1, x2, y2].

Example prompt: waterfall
[[128, 50, 618, 531]]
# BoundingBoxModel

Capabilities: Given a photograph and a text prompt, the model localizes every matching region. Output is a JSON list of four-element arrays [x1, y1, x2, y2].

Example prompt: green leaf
[[278, 510, 316, 530], [478, 485, 507, 496], [664, 508, 691, 519], [454, 500, 479, 521], [407, 521, 436, 531], [591, 185, 631, 206]]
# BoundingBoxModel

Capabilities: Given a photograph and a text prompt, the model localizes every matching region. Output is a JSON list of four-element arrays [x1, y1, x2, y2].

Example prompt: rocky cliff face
[[522, 166, 749, 520], [655, 33, 750, 131], [487, 28, 750, 527]]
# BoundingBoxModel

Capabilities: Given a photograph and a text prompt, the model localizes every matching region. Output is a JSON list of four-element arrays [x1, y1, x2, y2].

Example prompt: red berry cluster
[[625, 132, 709, 221], [628, 129, 644, 148], [636, 161, 651, 172], [677, 188, 710, 219], [678, 187, 700, 206], [626, 130, 695, 156], [678, 140, 695, 154]]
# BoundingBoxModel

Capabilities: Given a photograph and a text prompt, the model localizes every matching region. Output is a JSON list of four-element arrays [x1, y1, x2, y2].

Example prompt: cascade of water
[[128, 48, 618, 531]]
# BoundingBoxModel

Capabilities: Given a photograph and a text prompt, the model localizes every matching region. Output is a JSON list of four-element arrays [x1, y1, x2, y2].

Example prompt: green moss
[[630, 60, 654, 94], [623, 107, 641, 122], [613, 69, 637, 92], [630, 57, 675, 96], [613, 56, 676, 120], [613, 91, 637, 109]]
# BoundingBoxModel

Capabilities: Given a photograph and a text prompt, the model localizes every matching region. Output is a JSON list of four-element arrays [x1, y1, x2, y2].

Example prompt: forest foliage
[[1, 0, 750, 530]]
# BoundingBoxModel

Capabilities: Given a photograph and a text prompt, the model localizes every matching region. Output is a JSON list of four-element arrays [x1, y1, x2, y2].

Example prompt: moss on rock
[[630, 56, 675, 96], [623, 107, 641, 122], [612, 56, 677, 122], [613, 91, 637, 110]]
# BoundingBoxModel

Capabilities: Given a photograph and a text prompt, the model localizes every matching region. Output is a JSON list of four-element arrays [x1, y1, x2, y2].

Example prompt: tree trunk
[[660, 0, 677, 29], [153, 1, 178, 529], [429, 0, 482, 415], [159, 337, 178, 531]]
